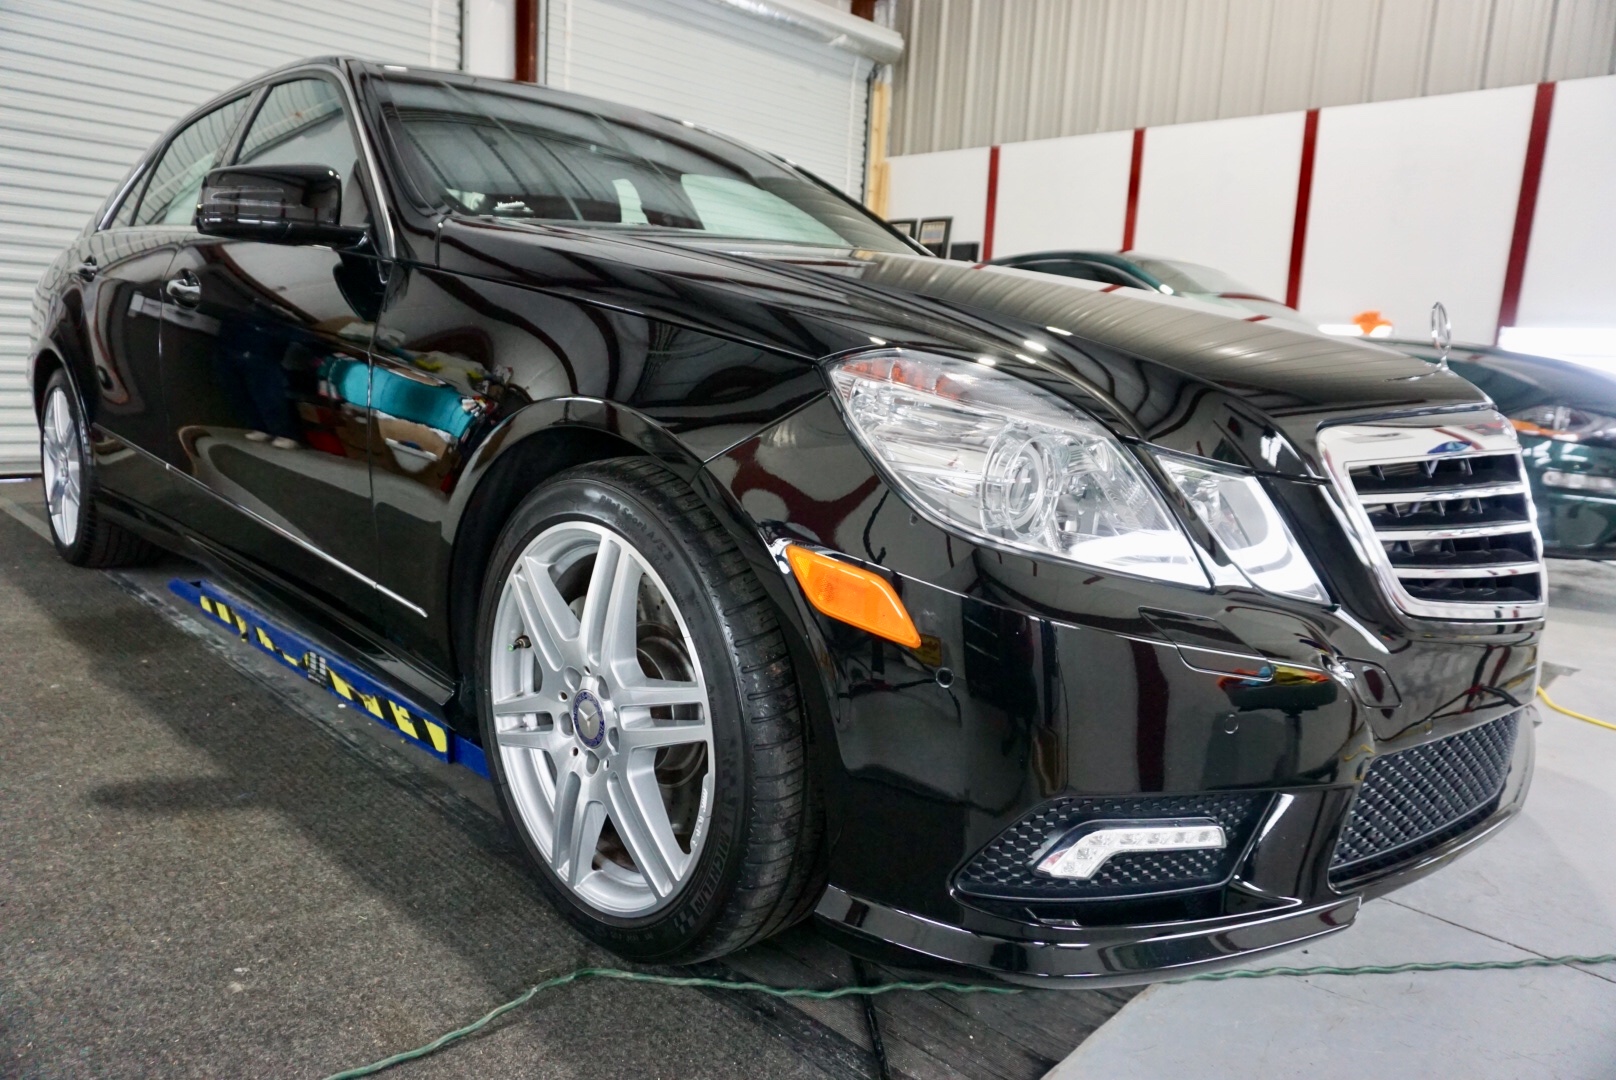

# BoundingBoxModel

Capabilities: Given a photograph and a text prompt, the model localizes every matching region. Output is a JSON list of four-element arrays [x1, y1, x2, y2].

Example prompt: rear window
[[378, 77, 909, 253]]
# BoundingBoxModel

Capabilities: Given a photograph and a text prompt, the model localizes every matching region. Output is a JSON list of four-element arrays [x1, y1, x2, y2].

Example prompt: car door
[[157, 73, 389, 631], [76, 96, 252, 508]]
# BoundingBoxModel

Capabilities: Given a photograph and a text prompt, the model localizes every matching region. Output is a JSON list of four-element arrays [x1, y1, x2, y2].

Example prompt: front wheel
[[474, 458, 822, 963]]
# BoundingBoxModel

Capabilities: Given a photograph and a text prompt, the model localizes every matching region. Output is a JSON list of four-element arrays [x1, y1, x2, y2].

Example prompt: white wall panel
[[1300, 85, 1537, 343], [548, 0, 872, 195], [464, 0, 517, 78], [0, 0, 460, 475], [1132, 112, 1304, 301], [993, 130, 1133, 257], [1515, 75, 1616, 327], [884, 146, 989, 246]]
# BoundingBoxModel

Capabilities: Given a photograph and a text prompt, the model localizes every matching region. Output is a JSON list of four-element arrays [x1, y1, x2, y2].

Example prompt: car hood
[[437, 220, 1490, 478]]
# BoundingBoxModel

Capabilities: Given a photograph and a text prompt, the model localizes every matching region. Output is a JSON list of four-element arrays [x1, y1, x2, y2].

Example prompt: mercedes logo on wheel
[[571, 689, 607, 749]]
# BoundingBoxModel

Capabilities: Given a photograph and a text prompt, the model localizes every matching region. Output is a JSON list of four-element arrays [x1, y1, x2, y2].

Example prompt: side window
[[1075, 262, 1145, 288], [1021, 260, 1115, 285], [236, 78, 371, 227], [134, 96, 251, 226]]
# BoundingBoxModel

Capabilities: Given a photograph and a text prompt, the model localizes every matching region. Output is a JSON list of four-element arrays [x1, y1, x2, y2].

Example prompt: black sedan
[[28, 59, 1539, 986]]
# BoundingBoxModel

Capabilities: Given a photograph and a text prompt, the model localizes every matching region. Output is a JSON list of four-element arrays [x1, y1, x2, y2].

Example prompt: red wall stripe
[[1285, 108, 1320, 311], [1121, 128, 1145, 251], [515, 0, 538, 82], [1497, 82, 1556, 340], [982, 145, 1001, 260]]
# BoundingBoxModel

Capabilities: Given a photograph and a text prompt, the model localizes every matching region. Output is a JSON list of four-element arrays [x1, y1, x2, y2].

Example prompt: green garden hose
[[327, 695, 1616, 1079], [321, 952, 1616, 1080]]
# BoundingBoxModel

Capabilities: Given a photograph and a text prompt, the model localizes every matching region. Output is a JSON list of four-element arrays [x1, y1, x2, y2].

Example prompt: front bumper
[[705, 397, 1541, 987], [814, 720, 1533, 987]]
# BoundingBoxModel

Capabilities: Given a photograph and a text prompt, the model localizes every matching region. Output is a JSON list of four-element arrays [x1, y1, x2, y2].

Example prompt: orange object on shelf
[[1352, 310, 1394, 336], [784, 544, 922, 649]]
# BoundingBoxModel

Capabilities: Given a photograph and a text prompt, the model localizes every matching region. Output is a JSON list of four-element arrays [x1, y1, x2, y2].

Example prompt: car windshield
[[1129, 256, 1272, 299], [376, 75, 913, 253]]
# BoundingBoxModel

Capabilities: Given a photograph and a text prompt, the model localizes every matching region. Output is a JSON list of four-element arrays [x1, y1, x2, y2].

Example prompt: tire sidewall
[[473, 469, 752, 960]]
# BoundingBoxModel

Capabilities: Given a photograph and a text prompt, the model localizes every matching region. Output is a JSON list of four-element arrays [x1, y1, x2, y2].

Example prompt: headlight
[[1153, 453, 1329, 603], [827, 351, 1207, 586], [1511, 404, 1616, 448]]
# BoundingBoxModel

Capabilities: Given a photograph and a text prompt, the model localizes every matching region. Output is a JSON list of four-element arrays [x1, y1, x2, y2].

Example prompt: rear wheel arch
[[30, 349, 66, 419]]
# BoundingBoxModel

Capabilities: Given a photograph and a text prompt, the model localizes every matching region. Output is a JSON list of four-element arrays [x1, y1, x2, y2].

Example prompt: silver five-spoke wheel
[[41, 386, 83, 548], [489, 521, 713, 917]]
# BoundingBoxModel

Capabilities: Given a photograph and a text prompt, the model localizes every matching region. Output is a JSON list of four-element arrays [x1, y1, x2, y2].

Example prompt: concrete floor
[[0, 489, 855, 1080], [6, 477, 1614, 1080], [0, 483, 1130, 1080], [1051, 559, 1616, 1080]]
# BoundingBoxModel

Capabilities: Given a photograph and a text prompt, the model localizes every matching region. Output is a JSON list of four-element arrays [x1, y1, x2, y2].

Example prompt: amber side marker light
[[784, 544, 922, 649]]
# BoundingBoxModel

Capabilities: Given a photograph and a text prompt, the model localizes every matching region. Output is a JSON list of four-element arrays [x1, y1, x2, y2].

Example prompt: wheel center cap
[[572, 689, 607, 749]]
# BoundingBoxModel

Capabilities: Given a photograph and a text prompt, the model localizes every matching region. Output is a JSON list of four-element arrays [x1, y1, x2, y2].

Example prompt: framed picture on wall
[[917, 217, 951, 257], [888, 218, 916, 237]]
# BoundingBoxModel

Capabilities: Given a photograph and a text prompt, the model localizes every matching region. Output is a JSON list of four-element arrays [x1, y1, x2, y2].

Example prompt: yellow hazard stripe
[[196, 587, 453, 757]]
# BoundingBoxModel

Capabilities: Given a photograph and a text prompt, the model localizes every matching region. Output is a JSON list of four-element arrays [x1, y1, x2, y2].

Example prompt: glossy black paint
[[28, 59, 1538, 985]]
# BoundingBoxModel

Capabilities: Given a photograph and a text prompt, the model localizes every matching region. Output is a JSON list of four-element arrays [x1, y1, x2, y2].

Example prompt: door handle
[[73, 258, 98, 282], [164, 273, 201, 308]]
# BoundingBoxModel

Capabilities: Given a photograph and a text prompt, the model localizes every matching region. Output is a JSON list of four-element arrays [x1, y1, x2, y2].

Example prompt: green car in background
[[1390, 341, 1616, 558]]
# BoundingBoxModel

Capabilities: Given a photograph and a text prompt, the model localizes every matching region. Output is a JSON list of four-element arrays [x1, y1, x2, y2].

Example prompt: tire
[[474, 457, 822, 963], [38, 370, 160, 568]]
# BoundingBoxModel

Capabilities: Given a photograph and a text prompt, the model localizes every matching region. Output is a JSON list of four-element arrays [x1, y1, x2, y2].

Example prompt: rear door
[[156, 73, 390, 631], [78, 96, 252, 507]]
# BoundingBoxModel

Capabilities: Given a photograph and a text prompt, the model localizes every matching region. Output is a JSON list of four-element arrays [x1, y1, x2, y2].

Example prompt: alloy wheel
[[489, 520, 714, 917], [40, 388, 82, 548]]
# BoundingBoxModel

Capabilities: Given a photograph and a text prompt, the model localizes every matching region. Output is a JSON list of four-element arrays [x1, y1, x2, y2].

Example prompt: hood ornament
[[1430, 302, 1452, 369]]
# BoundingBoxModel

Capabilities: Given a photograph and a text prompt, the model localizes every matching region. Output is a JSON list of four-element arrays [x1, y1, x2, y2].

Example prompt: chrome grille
[[1318, 413, 1545, 620]]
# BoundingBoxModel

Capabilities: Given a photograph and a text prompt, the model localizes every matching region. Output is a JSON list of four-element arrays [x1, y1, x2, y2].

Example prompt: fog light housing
[[1035, 819, 1227, 881]]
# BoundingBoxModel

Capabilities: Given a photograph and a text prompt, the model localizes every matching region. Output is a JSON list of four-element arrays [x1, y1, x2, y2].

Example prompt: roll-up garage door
[[0, 0, 461, 476], [546, 0, 876, 199]]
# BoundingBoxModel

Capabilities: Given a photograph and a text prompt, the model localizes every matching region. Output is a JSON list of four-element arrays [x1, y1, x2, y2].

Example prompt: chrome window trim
[[333, 63, 397, 260], [1317, 412, 1546, 621]]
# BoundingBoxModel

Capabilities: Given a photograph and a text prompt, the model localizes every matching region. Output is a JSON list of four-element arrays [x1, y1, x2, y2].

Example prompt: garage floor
[[0, 482, 1130, 1080], [1054, 560, 1616, 1080]]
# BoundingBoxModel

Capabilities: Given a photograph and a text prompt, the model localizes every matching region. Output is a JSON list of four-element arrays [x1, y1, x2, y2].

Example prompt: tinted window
[[1022, 260, 1138, 288], [379, 77, 909, 252], [134, 96, 251, 226], [237, 78, 370, 227], [1129, 257, 1267, 298]]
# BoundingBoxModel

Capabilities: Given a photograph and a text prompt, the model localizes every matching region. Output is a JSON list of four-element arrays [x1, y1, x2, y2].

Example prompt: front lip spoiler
[[813, 887, 1361, 989]]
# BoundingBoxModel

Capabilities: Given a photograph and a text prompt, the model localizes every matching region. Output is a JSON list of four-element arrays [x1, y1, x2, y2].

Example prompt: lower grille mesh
[[955, 793, 1269, 900], [1330, 711, 1520, 884]]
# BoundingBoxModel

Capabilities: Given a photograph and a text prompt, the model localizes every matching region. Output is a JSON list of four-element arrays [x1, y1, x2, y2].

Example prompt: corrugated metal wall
[[0, 0, 460, 474], [892, 0, 1616, 154]]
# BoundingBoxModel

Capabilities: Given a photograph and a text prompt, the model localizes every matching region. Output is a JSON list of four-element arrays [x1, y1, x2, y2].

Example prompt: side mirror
[[196, 164, 367, 248]]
